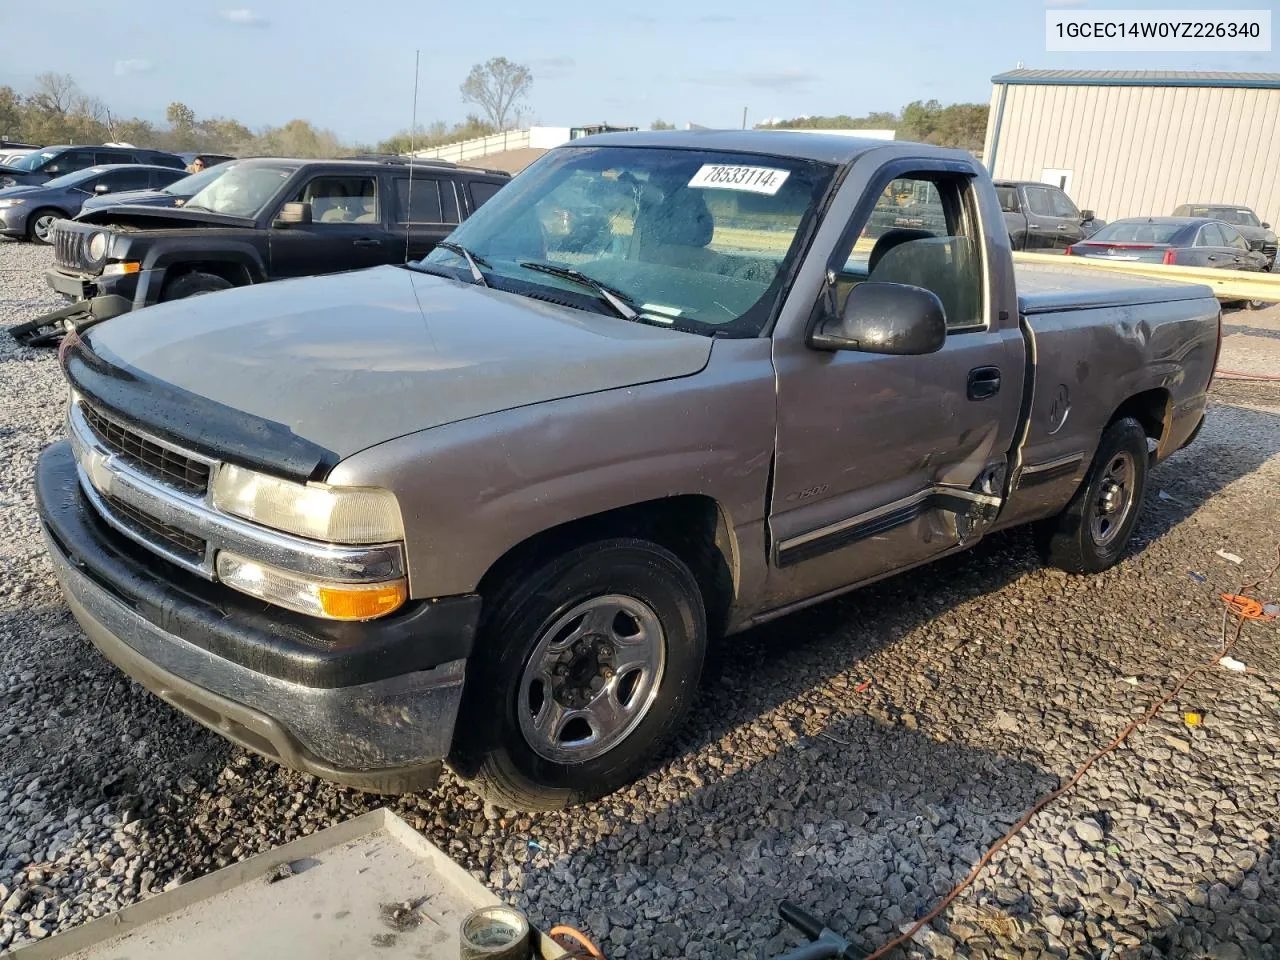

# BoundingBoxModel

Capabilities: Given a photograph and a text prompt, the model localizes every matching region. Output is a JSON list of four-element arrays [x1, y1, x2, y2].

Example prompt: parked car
[[1066, 217, 1270, 271], [0, 145, 185, 188], [77, 163, 230, 216], [0, 165, 189, 243], [1172, 203, 1276, 270], [10, 157, 510, 344], [178, 152, 236, 169], [995, 179, 1105, 251], [32, 131, 1220, 809], [0, 148, 39, 167]]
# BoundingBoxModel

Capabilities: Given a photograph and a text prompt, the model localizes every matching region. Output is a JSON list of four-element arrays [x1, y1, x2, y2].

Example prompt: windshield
[[164, 164, 230, 196], [1188, 206, 1259, 226], [418, 146, 836, 336], [1088, 221, 1185, 243], [11, 151, 57, 171], [183, 164, 292, 216]]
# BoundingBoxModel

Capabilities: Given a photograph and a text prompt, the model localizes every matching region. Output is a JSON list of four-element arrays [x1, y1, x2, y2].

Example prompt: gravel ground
[[2, 238, 1279, 958]]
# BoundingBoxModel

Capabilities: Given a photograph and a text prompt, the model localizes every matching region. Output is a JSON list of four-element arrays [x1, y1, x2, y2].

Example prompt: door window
[[836, 173, 984, 331], [1048, 188, 1079, 219], [154, 169, 188, 188], [1025, 186, 1055, 217], [1198, 223, 1226, 247], [92, 169, 153, 193], [994, 185, 1018, 213], [294, 176, 379, 224], [468, 181, 504, 212], [44, 150, 96, 175], [1221, 224, 1250, 251], [392, 177, 444, 223]]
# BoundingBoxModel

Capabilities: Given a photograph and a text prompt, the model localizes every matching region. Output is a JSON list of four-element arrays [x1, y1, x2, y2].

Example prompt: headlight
[[211, 463, 404, 544], [216, 551, 406, 620], [87, 232, 107, 260], [0, 198, 26, 208]]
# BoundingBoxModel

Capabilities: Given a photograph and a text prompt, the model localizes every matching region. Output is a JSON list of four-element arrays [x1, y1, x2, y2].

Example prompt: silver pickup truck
[[34, 131, 1221, 810]]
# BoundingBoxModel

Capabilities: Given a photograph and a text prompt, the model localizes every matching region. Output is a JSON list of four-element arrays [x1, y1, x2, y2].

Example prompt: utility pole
[[741, 107, 748, 130]]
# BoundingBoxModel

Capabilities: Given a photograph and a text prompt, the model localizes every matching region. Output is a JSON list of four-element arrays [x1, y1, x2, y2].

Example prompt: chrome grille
[[102, 493, 208, 562], [81, 404, 211, 496]]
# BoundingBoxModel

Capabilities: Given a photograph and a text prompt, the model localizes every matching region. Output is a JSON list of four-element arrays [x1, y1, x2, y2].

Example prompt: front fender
[[326, 338, 778, 601]]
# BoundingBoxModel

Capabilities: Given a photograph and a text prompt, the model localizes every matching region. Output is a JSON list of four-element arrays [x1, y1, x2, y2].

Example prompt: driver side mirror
[[1264, 222, 1272, 230], [809, 281, 947, 356], [273, 201, 312, 227], [1080, 209, 1095, 221], [93, 184, 110, 195]]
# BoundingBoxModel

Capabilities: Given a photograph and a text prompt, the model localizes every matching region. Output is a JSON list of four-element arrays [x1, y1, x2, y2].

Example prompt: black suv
[[12, 157, 511, 345], [0, 145, 185, 187]]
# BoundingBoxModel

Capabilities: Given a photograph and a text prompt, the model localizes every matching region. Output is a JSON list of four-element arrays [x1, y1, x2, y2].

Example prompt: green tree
[[460, 57, 532, 130], [0, 86, 23, 140], [650, 119, 675, 130]]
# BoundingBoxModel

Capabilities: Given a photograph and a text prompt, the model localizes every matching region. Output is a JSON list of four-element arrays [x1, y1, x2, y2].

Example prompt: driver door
[[764, 165, 1023, 610]]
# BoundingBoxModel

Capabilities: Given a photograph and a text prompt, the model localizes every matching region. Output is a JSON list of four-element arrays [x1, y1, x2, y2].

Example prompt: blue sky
[[2, 0, 1277, 144]]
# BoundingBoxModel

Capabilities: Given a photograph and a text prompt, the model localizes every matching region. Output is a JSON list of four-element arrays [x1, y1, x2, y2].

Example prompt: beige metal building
[[983, 69, 1280, 224]]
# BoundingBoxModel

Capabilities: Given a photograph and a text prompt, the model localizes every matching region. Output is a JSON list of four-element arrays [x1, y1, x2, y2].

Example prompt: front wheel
[[27, 209, 65, 244], [450, 538, 707, 811], [1034, 417, 1149, 573], [160, 271, 233, 301]]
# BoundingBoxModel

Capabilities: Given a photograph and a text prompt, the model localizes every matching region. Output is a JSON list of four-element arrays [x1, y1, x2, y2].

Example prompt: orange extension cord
[[861, 542, 1280, 960]]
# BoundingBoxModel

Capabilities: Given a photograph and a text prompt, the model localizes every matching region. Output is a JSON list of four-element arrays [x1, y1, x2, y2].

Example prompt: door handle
[[1057, 224, 1071, 230], [353, 238, 383, 248], [967, 366, 1001, 401], [1207, 255, 1218, 261], [1027, 222, 1041, 228]]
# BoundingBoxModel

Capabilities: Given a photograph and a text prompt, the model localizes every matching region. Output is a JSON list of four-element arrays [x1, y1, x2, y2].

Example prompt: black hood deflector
[[60, 331, 339, 482]]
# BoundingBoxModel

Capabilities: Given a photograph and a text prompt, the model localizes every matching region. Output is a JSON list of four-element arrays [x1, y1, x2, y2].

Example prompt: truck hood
[[1233, 224, 1275, 244], [81, 265, 713, 463]]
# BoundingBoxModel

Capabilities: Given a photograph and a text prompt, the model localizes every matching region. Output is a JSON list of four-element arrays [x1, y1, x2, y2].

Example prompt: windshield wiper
[[517, 260, 638, 321], [437, 241, 489, 287]]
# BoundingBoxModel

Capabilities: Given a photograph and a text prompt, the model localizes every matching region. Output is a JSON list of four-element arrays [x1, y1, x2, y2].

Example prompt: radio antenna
[[404, 48, 421, 264]]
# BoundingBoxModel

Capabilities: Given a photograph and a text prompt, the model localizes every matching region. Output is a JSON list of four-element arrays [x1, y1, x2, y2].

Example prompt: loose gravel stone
[[2, 239, 1280, 957]]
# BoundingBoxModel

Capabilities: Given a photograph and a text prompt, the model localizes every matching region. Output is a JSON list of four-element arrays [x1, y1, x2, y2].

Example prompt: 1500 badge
[[785, 484, 830, 502]]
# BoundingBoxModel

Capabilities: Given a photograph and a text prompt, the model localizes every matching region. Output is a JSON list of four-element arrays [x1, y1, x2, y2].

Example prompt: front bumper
[[7, 268, 141, 346], [36, 441, 481, 794], [0, 204, 28, 236]]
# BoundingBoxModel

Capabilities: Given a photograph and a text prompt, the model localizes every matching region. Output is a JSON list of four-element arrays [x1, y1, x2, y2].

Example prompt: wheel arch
[[476, 494, 738, 641], [1108, 387, 1172, 457]]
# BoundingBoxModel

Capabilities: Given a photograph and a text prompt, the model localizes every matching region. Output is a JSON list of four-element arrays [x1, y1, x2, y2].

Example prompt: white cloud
[[220, 8, 269, 26], [113, 59, 153, 77]]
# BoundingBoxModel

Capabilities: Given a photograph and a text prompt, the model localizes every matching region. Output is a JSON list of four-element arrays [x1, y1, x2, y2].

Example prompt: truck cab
[[996, 179, 1104, 251]]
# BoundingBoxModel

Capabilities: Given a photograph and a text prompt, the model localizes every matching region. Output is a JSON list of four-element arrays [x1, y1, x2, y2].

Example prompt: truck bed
[[1015, 262, 1214, 314]]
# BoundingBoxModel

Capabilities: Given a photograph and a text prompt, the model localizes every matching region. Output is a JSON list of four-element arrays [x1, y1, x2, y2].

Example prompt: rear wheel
[[1035, 417, 1149, 573], [27, 209, 65, 244], [160, 271, 232, 301], [450, 538, 707, 811]]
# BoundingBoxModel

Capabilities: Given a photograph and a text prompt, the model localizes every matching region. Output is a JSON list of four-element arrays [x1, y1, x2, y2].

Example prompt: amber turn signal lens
[[317, 582, 407, 621]]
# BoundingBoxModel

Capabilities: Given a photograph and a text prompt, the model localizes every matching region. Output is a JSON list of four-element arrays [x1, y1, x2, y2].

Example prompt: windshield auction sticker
[[688, 164, 791, 195]]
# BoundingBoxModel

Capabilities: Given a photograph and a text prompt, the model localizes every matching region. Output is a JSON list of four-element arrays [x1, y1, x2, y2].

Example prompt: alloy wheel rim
[[34, 216, 56, 241], [517, 594, 666, 763]]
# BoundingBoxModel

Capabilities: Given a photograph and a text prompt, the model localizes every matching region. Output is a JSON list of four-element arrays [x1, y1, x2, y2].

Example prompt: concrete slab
[[9, 809, 565, 960]]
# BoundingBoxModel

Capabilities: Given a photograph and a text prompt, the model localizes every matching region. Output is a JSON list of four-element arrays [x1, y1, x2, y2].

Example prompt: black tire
[[450, 538, 707, 811], [1034, 417, 1149, 574], [160, 271, 233, 301], [26, 208, 66, 244]]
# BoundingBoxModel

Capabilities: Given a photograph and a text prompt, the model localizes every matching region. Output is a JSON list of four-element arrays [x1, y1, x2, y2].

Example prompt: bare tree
[[29, 72, 80, 116], [460, 58, 532, 130]]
